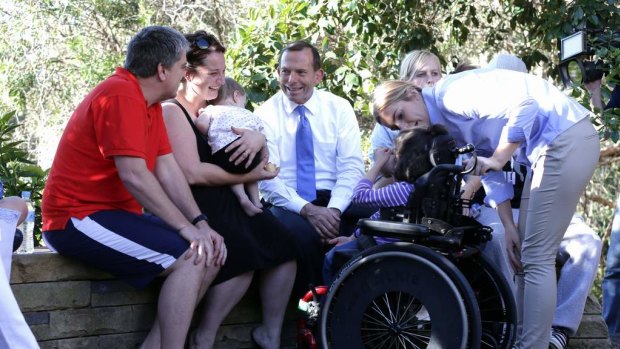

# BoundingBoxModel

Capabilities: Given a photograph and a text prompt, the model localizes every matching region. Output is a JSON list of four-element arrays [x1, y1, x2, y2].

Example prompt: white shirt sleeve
[[258, 100, 309, 213], [328, 99, 365, 212]]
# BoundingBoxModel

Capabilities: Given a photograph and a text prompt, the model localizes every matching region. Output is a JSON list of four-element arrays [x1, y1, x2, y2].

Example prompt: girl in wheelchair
[[323, 124, 451, 285], [308, 123, 514, 349]]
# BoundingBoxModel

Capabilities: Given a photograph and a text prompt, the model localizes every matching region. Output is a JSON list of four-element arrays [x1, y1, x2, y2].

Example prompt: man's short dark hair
[[278, 41, 322, 71], [124, 26, 189, 78]]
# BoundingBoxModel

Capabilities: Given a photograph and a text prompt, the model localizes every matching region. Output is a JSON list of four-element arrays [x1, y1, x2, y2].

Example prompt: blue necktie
[[295, 105, 316, 201]]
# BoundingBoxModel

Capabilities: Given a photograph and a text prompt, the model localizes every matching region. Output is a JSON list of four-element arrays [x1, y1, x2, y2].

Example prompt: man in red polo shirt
[[42, 26, 226, 348]]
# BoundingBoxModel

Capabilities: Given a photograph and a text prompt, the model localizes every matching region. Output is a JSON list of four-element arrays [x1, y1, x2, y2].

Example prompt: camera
[[558, 29, 620, 87]]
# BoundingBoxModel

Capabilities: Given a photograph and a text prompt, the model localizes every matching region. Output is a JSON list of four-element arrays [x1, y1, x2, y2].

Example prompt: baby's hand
[[195, 110, 212, 135]]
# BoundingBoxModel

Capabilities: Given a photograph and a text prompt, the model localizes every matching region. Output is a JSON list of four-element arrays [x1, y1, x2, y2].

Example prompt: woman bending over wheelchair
[[371, 71, 599, 349], [323, 124, 452, 285]]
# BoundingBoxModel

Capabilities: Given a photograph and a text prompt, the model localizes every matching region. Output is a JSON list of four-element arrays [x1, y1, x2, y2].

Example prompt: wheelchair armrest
[[358, 219, 430, 240]]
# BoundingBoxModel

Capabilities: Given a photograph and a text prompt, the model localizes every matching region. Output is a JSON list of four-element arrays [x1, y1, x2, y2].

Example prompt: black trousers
[[267, 190, 376, 298]]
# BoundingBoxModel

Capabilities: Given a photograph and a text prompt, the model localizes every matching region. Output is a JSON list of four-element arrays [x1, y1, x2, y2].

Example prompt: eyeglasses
[[193, 36, 211, 50]]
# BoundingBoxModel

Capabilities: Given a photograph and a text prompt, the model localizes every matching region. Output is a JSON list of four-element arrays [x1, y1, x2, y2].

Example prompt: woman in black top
[[162, 30, 297, 349]]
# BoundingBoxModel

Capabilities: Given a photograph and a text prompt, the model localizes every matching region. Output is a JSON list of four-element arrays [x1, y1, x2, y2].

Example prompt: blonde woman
[[371, 71, 599, 349], [368, 50, 442, 167]]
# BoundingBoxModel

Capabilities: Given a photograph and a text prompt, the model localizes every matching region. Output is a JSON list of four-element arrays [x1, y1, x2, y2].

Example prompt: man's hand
[[301, 204, 341, 240], [225, 128, 266, 167], [178, 224, 226, 267], [203, 225, 227, 266]]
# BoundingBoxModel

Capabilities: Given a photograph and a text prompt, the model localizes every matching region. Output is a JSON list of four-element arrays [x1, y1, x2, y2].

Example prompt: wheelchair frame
[[300, 148, 517, 349]]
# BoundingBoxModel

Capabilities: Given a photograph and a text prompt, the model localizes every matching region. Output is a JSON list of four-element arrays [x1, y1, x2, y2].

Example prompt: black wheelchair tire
[[455, 254, 517, 349], [320, 243, 482, 349]]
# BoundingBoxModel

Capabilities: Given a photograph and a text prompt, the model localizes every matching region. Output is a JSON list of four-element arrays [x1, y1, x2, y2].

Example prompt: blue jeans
[[323, 239, 362, 286], [603, 194, 620, 346]]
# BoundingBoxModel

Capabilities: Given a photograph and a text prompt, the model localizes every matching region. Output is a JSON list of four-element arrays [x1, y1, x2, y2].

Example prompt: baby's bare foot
[[240, 197, 263, 216], [251, 198, 263, 209]]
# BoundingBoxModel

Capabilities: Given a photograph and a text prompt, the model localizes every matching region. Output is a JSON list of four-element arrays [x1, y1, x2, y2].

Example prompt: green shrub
[[0, 110, 48, 245]]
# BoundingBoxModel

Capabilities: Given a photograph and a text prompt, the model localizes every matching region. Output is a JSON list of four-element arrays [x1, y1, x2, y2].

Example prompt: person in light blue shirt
[[0, 196, 38, 348], [372, 71, 600, 349]]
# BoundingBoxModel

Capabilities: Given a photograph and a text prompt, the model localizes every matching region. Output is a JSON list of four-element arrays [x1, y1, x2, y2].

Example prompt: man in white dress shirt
[[256, 41, 368, 293]]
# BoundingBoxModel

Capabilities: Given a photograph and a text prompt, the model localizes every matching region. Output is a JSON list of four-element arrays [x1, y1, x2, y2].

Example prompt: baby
[[195, 77, 275, 216]]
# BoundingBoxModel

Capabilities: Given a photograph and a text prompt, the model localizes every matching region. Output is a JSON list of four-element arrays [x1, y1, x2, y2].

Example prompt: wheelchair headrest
[[414, 164, 465, 189], [394, 124, 458, 183], [429, 133, 458, 167]]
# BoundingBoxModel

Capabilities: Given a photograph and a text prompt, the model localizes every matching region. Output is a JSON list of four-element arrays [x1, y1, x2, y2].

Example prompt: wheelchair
[[298, 142, 517, 349]]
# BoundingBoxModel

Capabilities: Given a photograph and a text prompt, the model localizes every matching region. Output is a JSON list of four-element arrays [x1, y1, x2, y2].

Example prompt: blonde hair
[[212, 77, 246, 105], [372, 80, 421, 128], [399, 50, 441, 82]]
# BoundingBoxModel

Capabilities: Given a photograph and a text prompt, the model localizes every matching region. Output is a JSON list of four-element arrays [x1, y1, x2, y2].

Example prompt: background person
[[372, 69, 600, 349], [41, 26, 225, 349], [589, 82, 620, 347], [162, 30, 297, 349], [0, 196, 38, 348], [369, 49, 443, 167], [476, 53, 603, 349], [255, 41, 368, 295], [606, 192, 620, 348]]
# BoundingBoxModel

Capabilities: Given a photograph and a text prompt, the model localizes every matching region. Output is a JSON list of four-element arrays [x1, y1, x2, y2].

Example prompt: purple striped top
[[352, 178, 415, 244]]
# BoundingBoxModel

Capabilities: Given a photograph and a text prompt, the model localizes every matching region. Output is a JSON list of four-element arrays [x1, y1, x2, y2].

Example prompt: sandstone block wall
[[9, 249, 612, 348], [10, 250, 296, 349]]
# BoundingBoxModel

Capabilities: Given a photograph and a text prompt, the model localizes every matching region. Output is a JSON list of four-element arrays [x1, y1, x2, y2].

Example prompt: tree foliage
[[0, 110, 47, 243], [226, 0, 620, 133], [0, 0, 250, 168]]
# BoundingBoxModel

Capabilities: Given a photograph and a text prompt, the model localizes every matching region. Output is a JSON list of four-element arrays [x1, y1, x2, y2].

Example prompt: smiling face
[[378, 93, 431, 131], [186, 51, 226, 101], [278, 48, 324, 105]]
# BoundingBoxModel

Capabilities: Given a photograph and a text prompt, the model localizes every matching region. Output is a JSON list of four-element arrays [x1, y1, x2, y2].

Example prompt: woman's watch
[[191, 214, 208, 225]]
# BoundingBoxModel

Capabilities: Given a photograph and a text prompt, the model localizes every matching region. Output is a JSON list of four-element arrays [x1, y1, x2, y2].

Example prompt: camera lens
[[567, 61, 583, 85]]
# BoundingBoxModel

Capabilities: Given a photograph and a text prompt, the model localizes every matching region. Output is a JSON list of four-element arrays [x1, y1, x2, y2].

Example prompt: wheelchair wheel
[[456, 254, 517, 348], [320, 243, 481, 349]]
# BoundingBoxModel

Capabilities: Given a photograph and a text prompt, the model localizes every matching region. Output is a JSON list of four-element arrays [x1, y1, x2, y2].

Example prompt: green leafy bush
[[0, 110, 48, 245]]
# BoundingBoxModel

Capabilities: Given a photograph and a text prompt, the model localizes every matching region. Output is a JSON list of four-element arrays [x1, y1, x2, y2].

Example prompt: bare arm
[[114, 156, 224, 266], [461, 176, 482, 201], [366, 147, 393, 182], [584, 79, 604, 111], [496, 200, 522, 272], [475, 142, 521, 176], [154, 154, 226, 266]]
